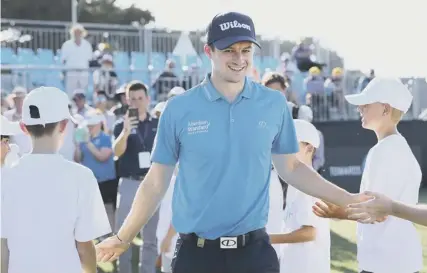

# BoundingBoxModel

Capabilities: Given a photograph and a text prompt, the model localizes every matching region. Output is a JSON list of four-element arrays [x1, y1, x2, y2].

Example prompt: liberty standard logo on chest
[[219, 20, 251, 31], [187, 120, 210, 135]]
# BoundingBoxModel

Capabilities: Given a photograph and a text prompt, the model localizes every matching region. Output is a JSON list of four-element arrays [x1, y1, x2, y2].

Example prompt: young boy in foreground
[[1, 86, 111, 273], [270, 119, 331, 273], [313, 77, 423, 273]]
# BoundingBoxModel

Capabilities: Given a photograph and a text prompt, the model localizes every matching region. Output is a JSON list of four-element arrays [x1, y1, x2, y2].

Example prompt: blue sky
[[116, 0, 426, 77]]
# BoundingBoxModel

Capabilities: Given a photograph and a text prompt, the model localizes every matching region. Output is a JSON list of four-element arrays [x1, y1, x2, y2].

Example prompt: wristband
[[115, 233, 130, 244]]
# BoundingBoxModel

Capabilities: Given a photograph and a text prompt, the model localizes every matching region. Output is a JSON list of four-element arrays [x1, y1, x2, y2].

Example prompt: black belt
[[179, 228, 267, 249]]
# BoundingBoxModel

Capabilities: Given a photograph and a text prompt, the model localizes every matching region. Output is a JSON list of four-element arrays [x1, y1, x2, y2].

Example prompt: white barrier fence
[[1, 64, 426, 122]]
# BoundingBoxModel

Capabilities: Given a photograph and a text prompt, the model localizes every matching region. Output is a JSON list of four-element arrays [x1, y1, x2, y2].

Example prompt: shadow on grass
[[330, 230, 358, 273]]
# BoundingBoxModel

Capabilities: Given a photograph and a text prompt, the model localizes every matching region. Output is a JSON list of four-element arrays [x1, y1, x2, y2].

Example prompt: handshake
[[312, 191, 393, 223]]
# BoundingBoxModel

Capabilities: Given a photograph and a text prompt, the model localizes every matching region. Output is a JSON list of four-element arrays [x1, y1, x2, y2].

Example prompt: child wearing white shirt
[[266, 168, 284, 259], [1, 87, 111, 273], [313, 78, 423, 273], [269, 119, 331, 273]]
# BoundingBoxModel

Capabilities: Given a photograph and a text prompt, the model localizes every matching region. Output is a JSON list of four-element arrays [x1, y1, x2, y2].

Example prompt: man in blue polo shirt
[[96, 12, 367, 273]]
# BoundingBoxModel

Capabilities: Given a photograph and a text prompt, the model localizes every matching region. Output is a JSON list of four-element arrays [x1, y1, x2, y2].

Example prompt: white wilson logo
[[219, 20, 251, 32]]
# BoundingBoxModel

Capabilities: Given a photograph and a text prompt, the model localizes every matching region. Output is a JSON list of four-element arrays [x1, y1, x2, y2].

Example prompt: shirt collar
[[202, 73, 253, 102]]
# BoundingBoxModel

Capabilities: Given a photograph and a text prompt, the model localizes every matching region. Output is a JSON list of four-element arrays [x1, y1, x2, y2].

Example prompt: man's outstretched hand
[[346, 191, 393, 223], [95, 235, 130, 262]]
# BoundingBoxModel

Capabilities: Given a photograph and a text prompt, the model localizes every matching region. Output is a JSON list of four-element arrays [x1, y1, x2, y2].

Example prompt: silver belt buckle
[[220, 237, 238, 249]]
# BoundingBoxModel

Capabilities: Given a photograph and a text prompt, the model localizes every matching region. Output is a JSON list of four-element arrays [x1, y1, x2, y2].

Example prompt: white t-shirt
[[60, 39, 93, 69], [1, 154, 111, 273], [157, 175, 178, 261], [266, 169, 284, 259], [281, 185, 331, 273], [357, 134, 423, 273]]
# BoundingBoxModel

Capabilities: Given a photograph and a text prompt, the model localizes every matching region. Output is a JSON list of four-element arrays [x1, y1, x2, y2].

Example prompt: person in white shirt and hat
[[1, 86, 111, 273], [0, 115, 23, 168], [60, 24, 93, 97], [270, 119, 331, 273], [313, 77, 423, 273]]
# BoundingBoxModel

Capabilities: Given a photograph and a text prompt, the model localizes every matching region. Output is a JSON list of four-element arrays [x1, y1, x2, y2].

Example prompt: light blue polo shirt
[[151, 74, 298, 239]]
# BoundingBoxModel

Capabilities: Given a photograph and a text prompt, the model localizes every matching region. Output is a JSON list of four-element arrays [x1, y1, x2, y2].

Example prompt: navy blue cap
[[206, 12, 260, 50]]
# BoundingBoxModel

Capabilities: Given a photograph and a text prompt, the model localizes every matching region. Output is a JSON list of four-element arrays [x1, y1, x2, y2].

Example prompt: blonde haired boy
[[314, 78, 423, 273]]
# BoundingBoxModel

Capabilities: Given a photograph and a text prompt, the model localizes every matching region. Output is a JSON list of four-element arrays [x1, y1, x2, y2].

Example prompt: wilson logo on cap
[[219, 20, 251, 32]]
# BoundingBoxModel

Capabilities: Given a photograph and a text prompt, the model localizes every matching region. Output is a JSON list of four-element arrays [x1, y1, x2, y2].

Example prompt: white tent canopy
[[172, 32, 200, 66]]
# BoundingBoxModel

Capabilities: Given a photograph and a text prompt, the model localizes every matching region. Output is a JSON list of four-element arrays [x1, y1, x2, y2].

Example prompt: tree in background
[[1, 0, 155, 25]]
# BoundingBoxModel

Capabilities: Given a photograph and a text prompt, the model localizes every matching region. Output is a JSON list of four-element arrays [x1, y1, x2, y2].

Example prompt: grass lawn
[[99, 189, 427, 273]]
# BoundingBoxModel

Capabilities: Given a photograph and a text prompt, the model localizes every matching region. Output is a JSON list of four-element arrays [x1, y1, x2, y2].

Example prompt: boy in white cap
[[0, 86, 111, 273], [269, 119, 330, 273], [0, 115, 23, 168], [313, 77, 423, 273]]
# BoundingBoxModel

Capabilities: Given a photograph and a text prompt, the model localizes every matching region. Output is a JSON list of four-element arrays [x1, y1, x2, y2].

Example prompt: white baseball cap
[[150, 101, 167, 117], [168, 86, 185, 98], [345, 77, 413, 113], [294, 119, 320, 148], [1, 115, 23, 135], [83, 111, 105, 126], [153, 101, 166, 113], [22, 86, 75, 126]]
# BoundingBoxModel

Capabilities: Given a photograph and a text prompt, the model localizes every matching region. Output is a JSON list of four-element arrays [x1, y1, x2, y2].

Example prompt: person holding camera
[[112, 81, 159, 273]]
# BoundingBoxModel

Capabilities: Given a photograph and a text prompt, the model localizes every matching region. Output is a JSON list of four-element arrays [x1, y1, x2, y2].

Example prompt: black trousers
[[171, 228, 279, 273], [98, 179, 119, 208]]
